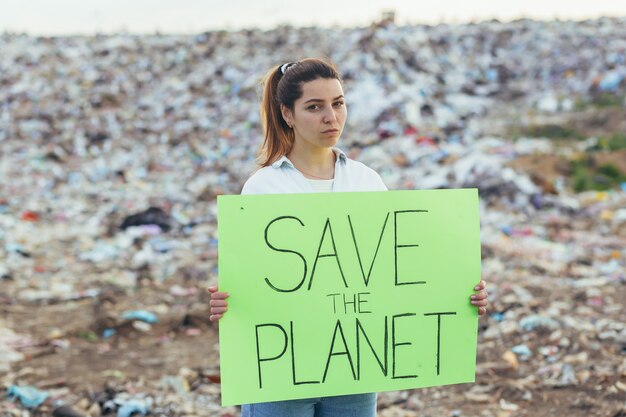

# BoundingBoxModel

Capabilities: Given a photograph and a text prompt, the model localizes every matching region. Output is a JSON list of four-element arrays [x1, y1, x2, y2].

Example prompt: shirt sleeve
[[240, 169, 265, 195], [240, 181, 253, 195], [363, 164, 388, 191], [375, 172, 388, 191]]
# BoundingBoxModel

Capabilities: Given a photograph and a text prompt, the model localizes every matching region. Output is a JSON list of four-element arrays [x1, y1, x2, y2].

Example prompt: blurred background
[[1, 1, 625, 416]]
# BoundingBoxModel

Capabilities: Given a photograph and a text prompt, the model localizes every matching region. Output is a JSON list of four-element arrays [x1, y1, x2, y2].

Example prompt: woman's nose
[[323, 108, 337, 123]]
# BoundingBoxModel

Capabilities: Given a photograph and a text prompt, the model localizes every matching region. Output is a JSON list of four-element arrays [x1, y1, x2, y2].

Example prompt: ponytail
[[258, 66, 294, 166]]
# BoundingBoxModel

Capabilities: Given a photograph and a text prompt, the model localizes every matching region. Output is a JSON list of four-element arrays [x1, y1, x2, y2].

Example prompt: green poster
[[217, 189, 481, 406]]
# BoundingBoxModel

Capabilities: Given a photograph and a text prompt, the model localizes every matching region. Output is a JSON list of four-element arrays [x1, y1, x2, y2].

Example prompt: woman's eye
[[307, 105, 319, 110], [334, 101, 345, 107]]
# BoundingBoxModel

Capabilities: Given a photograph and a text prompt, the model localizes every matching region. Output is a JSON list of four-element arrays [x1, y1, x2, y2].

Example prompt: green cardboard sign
[[217, 189, 481, 406]]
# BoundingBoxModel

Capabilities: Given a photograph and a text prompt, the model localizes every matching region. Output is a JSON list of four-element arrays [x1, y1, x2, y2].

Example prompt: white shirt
[[307, 179, 334, 193], [241, 148, 387, 195]]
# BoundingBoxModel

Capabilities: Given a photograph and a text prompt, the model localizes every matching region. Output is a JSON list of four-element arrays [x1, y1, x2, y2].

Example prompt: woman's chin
[[318, 135, 340, 146]]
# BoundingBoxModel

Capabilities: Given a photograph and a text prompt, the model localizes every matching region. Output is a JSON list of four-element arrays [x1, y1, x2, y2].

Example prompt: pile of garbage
[[1, 16, 625, 417]]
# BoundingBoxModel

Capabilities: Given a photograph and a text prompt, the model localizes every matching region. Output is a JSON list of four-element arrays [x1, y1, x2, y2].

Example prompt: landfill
[[1, 15, 625, 417]]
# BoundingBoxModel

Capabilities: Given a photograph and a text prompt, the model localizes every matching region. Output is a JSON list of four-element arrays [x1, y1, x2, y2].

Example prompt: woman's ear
[[280, 104, 293, 128]]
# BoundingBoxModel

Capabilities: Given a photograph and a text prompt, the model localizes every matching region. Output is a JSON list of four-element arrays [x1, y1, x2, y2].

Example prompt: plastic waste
[[53, 405, 87, 417], [7, 385, 49, 408], [511, 344, 532, 360], [0, 16, 625, 417], [598, 71, 624, 92], [117, 399, 149, 417], [121, 310, 159, 324], [519, 315, 560, 331], [120, 207, 172, 232]]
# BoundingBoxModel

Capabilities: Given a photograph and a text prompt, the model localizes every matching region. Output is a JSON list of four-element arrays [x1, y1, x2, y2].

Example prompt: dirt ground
[[2, 285, 219, 385], [508, 149, 626, 189], [3, 266, 625, 417], [478, 106, 626, 195]]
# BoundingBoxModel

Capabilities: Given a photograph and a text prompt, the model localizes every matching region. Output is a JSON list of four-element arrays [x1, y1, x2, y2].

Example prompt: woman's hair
[[258, 58, 341, 167]]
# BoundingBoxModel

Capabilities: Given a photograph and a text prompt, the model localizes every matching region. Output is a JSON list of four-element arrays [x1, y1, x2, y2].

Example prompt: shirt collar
[[271, 147, 347, 169]]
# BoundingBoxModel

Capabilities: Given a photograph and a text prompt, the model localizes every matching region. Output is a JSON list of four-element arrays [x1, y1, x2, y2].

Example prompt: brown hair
[[258, 58, 342, 167]]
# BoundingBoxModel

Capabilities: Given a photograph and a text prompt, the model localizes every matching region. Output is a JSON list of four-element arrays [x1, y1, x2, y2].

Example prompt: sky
[[2, 0, 626, 35]]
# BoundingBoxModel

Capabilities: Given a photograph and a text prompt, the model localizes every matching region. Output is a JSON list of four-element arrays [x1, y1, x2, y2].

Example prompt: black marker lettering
[[348, 212, 390, 286], [322, 319, 356, 382], [392, 313, 418, 379], [255, 323, 288, 389], [290, 321, 319, 385], [356, 317, 388, 379], [327, 293, 340, 314], [264, 216, 307, 292], [308, 218, 347, 290], [394, 210, 428, 286], [343, 293, 356, 314], [424, 312, 457, 376], [357, 292, 371, 314]]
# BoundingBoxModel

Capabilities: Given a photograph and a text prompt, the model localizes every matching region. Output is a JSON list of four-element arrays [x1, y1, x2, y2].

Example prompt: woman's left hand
[[470, 279, 489, 316]]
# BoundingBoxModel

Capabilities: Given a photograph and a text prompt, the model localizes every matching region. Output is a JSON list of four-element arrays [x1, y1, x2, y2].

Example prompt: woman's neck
[[288, 144, 336, 180]]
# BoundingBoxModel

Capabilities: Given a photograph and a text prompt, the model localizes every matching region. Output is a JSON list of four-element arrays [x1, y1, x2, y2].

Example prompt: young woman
[[208, 58, 489, 417]]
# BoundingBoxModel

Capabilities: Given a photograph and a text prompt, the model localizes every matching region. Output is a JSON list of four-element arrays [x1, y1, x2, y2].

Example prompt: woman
[[209, 58, 489, 417]]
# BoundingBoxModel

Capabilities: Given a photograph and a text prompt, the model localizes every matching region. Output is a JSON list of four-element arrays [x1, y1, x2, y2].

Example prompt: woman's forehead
[[299, 78, 344, 100]]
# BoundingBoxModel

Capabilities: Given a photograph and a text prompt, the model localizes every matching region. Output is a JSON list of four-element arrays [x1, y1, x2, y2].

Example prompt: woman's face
[[282, 77, 347, 152]]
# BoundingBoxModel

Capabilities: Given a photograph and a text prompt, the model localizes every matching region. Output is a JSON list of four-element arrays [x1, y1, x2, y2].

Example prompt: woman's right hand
[[208, 286, 229, 322]]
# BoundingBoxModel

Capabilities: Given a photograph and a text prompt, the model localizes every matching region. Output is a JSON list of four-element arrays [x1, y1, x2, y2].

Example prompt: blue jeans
[[241, 393, 377, 417]]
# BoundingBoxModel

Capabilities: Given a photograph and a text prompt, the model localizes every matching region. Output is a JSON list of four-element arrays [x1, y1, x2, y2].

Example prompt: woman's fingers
[[208, 287, 229, 300], [210, 299, 228, 308], [208, 287, 230, 322], [209, 313, 224, 322], [471, 281, 489, 315], [474, 280, 486, 291], [211, 292, 229, 301], [471, 290, 488, 300]]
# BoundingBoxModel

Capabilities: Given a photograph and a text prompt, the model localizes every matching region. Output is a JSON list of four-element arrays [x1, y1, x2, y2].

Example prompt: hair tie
[[280, 62, 295, 75]]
